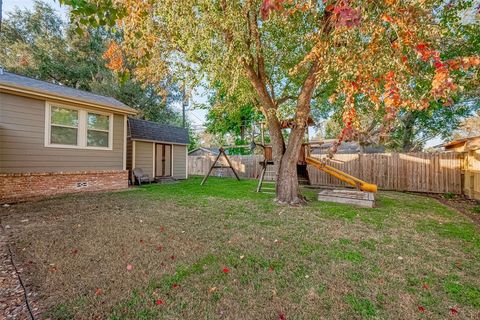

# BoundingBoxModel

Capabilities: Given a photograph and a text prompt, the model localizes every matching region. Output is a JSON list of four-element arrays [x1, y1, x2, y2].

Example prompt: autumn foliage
[[261, 0, 479, 154], [103, 41, 124, 72]]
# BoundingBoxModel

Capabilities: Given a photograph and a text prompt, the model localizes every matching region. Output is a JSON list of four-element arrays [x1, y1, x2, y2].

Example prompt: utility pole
[[182, 81, 187, 128], [0, 0, 3, 33]]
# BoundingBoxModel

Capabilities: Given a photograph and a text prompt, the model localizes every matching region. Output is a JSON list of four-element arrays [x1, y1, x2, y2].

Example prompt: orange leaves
[[103, 42, 124, 72], [447, 56, 480, 71], [261, 0, 314, 19], [431, 68, 456, 104], [414, 47, 479, 103], [383, 70, 401, 122], [261, 0, 286, 20], [331, 3, 362, 28], [381, 14, 394, 23]]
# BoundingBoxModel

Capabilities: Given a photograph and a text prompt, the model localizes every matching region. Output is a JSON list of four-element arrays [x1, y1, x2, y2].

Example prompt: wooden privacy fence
[[188, 152, 464, 194], [306, 153, 462, 194], [189, 155, 276, 181], [464, 149, 480, 200]]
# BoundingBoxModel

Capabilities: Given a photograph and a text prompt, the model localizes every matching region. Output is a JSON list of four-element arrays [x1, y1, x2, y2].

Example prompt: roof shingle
[[0, 72, 136, 113], [128, 118, 189, 145]]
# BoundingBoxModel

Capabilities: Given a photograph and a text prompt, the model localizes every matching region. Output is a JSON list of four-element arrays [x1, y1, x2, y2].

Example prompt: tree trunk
[[244, 55, 317, 204], [402, 112, 415, 152], [275, 124, 306, 204], [270, 65, 316, 204]]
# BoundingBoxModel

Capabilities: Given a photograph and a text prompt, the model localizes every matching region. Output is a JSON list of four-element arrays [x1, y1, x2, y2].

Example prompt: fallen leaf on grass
[[450, 307, 458, 315], [172, 283, 180, 289], [418, 306, 425, 313], [209, 287, 217, 293], [127, 264, 134, 271], [156, 245, 163, 252], [71, 248, 78, 255], [155, 299, 164, 305], [279, 313, 286, 320], [95, 288, 103, 296], [422, 283, 429, 289], [170, 255, 175, 260]]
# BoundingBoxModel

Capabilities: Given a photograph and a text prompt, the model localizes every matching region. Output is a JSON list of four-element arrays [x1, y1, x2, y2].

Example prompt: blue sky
[[3, 0, 66, 16], [1, 0, 445, 147]]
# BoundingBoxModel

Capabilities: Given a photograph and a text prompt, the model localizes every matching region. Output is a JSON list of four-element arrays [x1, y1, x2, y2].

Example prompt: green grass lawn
[[1, 177, 479, 319]]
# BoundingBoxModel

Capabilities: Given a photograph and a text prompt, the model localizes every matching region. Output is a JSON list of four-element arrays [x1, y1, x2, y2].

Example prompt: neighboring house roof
[[311, 139, 385, 154], [444, 135, 480, 148], [188, 147, 220, 156], [443, 135, 480, 152], [0, 71, 136, 114], [128, 118, 189, 145]]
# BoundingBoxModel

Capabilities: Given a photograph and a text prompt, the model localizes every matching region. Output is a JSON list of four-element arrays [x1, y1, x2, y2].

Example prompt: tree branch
[[276, 95, 297, 106], [295, 61, 320, 125]]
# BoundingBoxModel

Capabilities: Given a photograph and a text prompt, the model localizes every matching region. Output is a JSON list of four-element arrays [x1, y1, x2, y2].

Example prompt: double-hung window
[[87, 113, 110, 148], [50, 106, 79, 146], [46, 103, 113, 150]]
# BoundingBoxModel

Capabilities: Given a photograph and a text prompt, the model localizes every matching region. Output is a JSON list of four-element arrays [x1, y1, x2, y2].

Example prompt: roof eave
[[0, 83, 138, 115], [130, 137, 189, 145]]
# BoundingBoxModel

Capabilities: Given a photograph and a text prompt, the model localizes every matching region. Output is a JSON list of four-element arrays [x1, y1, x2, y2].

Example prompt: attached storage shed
[[127, 118, 189, 182]]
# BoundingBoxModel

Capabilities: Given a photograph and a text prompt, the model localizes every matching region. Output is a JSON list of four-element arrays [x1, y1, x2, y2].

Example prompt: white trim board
[[130, 138, 188, 146], [123, 115, 127, 170]]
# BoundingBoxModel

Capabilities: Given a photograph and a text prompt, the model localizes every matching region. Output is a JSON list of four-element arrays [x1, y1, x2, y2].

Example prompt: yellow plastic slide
[[305, 156, 378, 193]]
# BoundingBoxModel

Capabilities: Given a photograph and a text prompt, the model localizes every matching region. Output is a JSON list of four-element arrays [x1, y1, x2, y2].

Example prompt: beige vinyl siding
[[0, 93, 124, 173], [172, 144, 187, 179], [133, 141, 154, 177]]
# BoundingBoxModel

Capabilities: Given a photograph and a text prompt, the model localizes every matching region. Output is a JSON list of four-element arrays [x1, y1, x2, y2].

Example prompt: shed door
[[155, 144, 172, 176]]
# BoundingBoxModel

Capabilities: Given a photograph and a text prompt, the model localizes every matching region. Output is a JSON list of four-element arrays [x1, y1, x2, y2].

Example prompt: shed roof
[[128, 118, 189, 145], [0, 71, 136, 114]]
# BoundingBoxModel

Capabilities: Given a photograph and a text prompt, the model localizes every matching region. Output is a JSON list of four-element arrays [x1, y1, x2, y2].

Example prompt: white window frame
[[45, 102, 114, 150]]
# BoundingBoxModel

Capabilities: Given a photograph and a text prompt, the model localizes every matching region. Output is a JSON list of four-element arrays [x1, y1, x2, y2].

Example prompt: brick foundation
[[0, 170, 129, 203]]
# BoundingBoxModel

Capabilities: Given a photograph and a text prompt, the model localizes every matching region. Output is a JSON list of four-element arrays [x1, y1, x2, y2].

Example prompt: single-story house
[[0, 71, 186, 203], [0, 71, 137, 203], [188, 147, 221, 156], [127, 118, 189, 182]]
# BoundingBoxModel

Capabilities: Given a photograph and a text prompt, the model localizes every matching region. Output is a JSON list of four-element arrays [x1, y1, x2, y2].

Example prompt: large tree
[[63, 0, 479, 204], [0, 0, 184, 125]]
